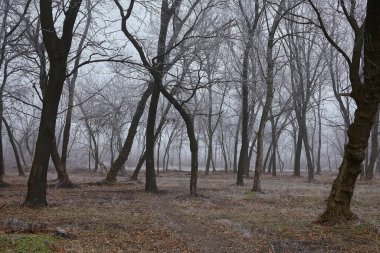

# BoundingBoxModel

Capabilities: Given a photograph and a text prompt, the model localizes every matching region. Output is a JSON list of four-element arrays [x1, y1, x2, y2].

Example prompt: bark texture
[[24, 0, 82, 207], [320, 0, 380, 222]]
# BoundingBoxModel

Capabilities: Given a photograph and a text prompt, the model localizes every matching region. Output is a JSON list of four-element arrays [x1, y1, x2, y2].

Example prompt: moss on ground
[[0, 234, 63, 253]]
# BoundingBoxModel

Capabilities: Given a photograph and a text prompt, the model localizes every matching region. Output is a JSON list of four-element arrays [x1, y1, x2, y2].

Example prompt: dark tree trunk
[[237, 43, 250, 186], [321, 0, 380, 222], [157, 133, 161, 176], [270, 115, 277, 177], [50, 137, 72, 186], [104, 86, 152, 183], [294, 130, 302, 177], [131, 152, 146, 181], [24, 0, 82, 207], [263, 141, 272, 174], [25, 63, 68, 207], [130, 102, 170, 181], [158, 86, 199, 195], [178, 129, 183, 171], [316, 83, 323, 175], [145, 85, 160, 192]]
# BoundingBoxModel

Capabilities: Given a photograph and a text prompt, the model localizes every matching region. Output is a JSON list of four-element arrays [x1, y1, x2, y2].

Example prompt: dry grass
[[0, 170, 379, 252]]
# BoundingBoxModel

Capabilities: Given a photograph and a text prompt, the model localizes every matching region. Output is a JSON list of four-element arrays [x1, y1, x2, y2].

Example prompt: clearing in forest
[[0, 171, 380, 252]]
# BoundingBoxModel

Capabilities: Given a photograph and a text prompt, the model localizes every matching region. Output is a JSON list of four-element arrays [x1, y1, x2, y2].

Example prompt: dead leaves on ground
[[0, 172, 379, 252]]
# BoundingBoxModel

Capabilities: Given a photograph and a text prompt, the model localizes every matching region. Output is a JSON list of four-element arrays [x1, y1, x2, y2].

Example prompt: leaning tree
[[308, 0, 380, 222]]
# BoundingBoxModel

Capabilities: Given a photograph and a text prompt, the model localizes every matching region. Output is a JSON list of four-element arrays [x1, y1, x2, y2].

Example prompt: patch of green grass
[[0, 237, 13, 250], [244, 191, 256, 198], [0, 234, 63, 253]]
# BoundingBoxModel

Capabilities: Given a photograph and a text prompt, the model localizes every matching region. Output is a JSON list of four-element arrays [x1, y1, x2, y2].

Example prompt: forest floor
[[0, 170, 380, 252]]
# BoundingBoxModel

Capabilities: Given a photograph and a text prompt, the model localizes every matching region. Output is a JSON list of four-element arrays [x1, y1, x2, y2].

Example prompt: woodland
[[1, 0, 380, 252]]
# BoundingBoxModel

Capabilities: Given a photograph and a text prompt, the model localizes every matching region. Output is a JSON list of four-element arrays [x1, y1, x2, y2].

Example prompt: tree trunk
[[104, 86, 152, 183], [178, 129, 183, 171], [50, 137, 72, 186], [157, 133, 161, 176], [25, 63, 69, 207], [303, 128, 314, 182], [252, 0, 283, 191], [233, 113, 242, 173], [24, 0, 82, 207], [131, 152, 146, 181], [316, 82, 323, 175], [130, 101, 170, 181], [158, 85, 198, 196], [0, 99, 6, 186], [366, 107, 379, 179], [145, 85, 159, 192], [294, 130, 302, 177], [270, 115, 277, 177], [237, 42, 250, 186], [61, 0, 91, 170], [321, 0, 380, 222], [2, 117, 24, 176], [205, 84, 213, 175], [15, 138, 28, 171]]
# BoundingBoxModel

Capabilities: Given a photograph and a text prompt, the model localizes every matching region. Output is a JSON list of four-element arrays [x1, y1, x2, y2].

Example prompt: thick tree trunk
[[25, 63, 68, 207], [320, 0, 380, 222], [320, 101, 378, 222], [24, 0, 82, 207]]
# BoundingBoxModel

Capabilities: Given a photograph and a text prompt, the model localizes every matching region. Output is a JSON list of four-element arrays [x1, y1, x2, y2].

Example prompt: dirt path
[[150, 194, 234, 252], [147, 179, 264, 253]]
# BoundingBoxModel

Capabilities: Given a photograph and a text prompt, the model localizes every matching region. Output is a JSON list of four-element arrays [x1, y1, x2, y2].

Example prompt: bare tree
[[236, 0, 264, 186], [308, 0, 380, 222], [252, 0, 285, 192], [24, 0, 83, 207]]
